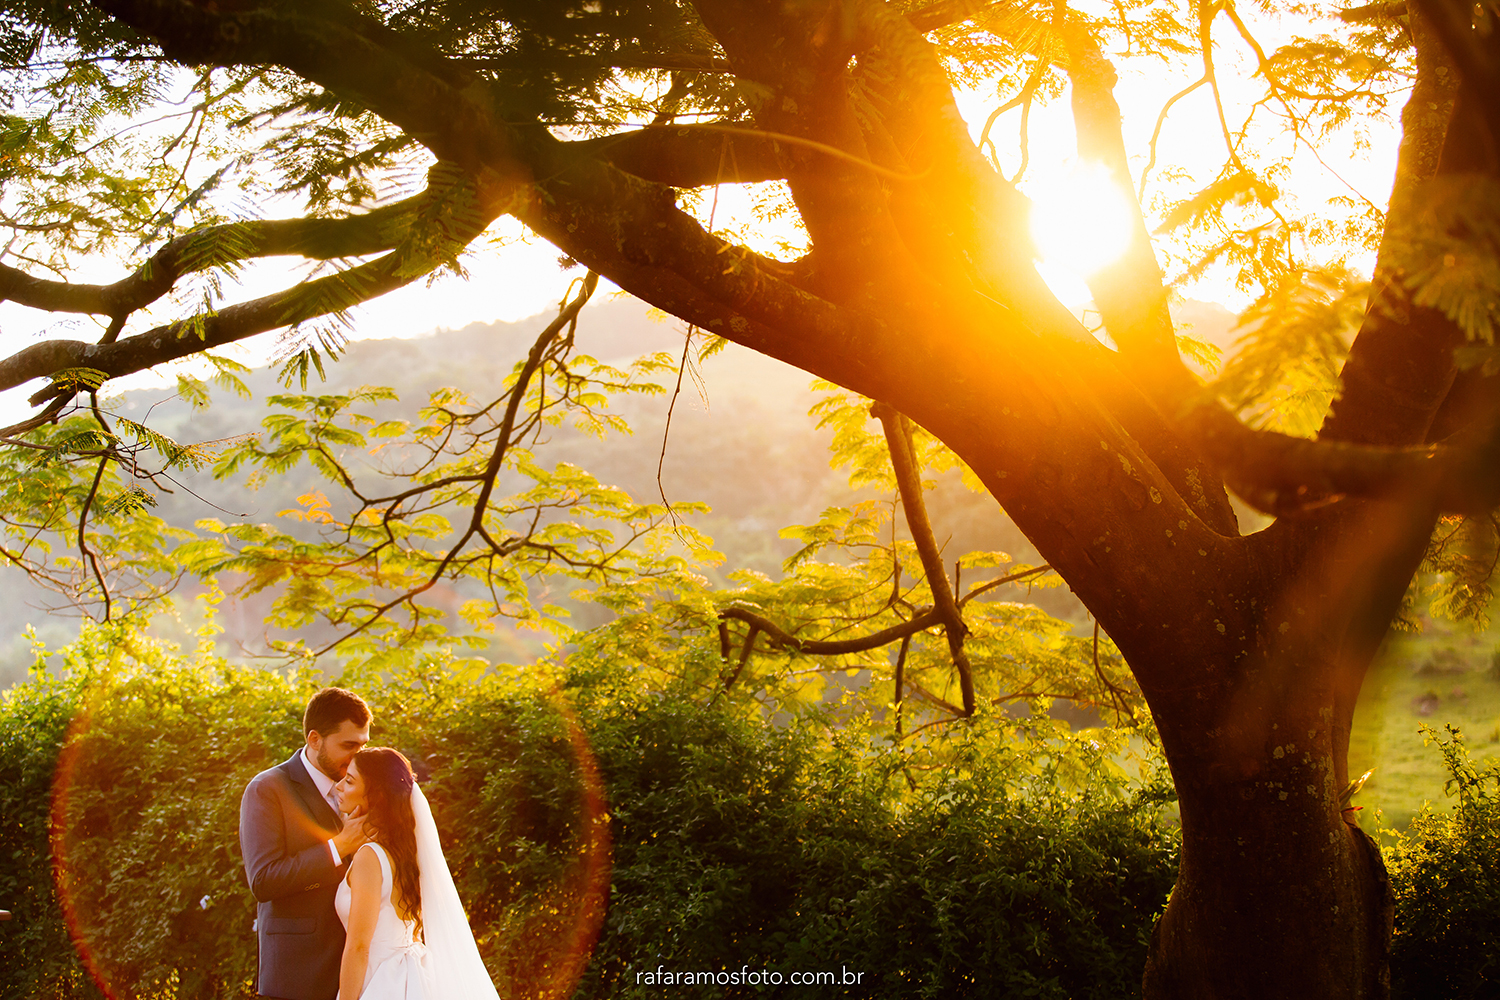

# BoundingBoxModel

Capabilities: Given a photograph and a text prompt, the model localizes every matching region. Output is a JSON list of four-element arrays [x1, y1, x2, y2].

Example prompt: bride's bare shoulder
[[346, 842, 383, 888]]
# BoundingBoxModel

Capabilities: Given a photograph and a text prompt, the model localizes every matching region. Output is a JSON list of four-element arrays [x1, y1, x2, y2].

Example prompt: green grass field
[[1349, 624, 1500, 839]]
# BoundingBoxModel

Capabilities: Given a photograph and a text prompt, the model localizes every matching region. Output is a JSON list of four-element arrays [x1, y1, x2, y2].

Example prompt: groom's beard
[[315, 747, 345, 782]]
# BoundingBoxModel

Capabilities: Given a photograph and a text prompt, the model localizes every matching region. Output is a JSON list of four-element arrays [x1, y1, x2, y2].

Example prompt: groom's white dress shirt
[[301, 747, 344, 865]]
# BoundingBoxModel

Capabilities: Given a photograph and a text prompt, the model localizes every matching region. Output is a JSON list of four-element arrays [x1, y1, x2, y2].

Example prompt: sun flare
[[1027, 161, 1136, 280]]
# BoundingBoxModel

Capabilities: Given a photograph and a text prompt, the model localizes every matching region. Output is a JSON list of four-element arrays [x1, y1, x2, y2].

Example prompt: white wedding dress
[[336, 842, 436, 1000], [335, 786, 500, 1000]]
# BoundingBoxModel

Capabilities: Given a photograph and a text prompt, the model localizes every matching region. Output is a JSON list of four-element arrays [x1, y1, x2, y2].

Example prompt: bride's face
[[336, 760, 368, 815]]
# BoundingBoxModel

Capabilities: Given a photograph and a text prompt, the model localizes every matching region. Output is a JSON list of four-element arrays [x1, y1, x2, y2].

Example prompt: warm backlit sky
[[0, 7, 1405, 425]]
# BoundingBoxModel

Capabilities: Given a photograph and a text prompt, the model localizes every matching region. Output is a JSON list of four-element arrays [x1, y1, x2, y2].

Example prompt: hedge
[[1385, 727, 1500, 1000], [2, 625, 1495, 999]]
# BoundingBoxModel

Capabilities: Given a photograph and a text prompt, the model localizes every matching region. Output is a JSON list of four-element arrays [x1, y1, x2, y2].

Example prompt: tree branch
[[905, 0, 1015, 32], [565, 127, 784, 188], [715, 624, 759, 697], [88, 0, 897, 421], [719, 605, 944, 655], [901, 678, 966, 717], [89, 0, 532, 187], [83, 0, 1500, 529], [1339, 1, 1407, 21], [305, 272, 598, 658], [839, 0, 1096, 347], [958, 564, 1054, 606], [0, 192, 425, 318], [1093, 619, 1137, 725], [77, 452, 113, 622], [1059, 21, 1180, 376], [1051, 19, 1481, 520], [893, 631, 912, 737], [1, 159, 500, 405], [9, 240, 478, 404], [1137, 75, 1209, 200], [1319, 3, 1466, 449], [455, 53, 731, 73], [871, 401, 975, 716]]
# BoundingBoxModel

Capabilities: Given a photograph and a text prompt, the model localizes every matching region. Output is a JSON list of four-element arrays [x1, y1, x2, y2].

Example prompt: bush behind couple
[[239, 688, 498, 1000]]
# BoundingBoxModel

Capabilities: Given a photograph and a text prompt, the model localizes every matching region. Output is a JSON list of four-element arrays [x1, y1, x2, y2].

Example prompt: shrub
[[575, 699, 1181, 999], [1, 620, 317, 1000], [0, 656, 88, 1000], [1386, 726, 1500, 1000], [2, 627, 1188, 1000], [10, 628, 1500, 1000]]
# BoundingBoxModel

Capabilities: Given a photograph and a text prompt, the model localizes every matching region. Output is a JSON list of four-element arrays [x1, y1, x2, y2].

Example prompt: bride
[[334, 747, 501, 1000]]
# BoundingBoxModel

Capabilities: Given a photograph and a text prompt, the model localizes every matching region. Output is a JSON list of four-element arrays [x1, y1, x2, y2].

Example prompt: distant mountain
[[1, 295, 1238, 685], [119, 297, 890, 582]]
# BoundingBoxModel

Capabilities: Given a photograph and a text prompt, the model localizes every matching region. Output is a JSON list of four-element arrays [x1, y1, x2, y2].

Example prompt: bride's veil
[[412, 783, 501, 999]]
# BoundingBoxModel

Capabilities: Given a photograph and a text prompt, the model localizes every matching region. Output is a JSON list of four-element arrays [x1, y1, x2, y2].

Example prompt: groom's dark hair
[[303, 687, 371, 737]]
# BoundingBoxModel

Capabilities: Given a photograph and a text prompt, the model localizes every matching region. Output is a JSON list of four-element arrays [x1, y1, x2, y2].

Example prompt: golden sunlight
[[1026, 161, 1135, 279]]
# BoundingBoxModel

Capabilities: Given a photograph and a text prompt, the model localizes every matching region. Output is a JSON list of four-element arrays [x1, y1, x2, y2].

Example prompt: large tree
[[2, 0, 1498, 995]]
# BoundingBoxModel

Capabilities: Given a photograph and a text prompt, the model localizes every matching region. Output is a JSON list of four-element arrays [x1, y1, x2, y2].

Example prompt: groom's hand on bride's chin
[[332, 814, 372, 859]]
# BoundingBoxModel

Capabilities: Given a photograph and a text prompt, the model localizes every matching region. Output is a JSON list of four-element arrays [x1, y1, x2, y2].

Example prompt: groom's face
[[307, 719, 370, 780]]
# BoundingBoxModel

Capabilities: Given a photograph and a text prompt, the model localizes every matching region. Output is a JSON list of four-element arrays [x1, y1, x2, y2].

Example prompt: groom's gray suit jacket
[[239, 750, 350, 1000]]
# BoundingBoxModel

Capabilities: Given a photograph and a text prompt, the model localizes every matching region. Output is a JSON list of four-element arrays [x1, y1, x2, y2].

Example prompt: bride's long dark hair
[[353, 747, 423, 940]]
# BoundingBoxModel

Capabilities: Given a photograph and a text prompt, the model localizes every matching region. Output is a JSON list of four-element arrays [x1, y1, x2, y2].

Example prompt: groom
[[239, 687, 373, 1000]]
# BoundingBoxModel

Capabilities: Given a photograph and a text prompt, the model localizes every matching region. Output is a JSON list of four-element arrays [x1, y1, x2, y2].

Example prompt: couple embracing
[[238, 688, 499, 1000]]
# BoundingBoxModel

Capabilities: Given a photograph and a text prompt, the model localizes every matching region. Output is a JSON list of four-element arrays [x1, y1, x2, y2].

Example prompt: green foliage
[[564, 476, 1134, 735], [0, 41, 259, 263], [0, 616, 1176, 1000], [45, 369, 110, 396], [8, 612, 1500, 1000], [1385, 726, 1500, 1000], [577, 697, 1178, 1000], [810, 382, 983, 495], [176, 354, 710, 663], [0, 283, 704, 653], [1156, 170, 1281, 237], [5, 0, 739, 244], [0, 607, 311, 1000], [1212, 266, 1363, 437], [1386, 186, 1500, 631], [1415, 516, 1500, 629], [379, 0, 733, 132], [0, 642, 89, 1000], [0, 413, 194, 617], [1392, 176, 1500, 349]]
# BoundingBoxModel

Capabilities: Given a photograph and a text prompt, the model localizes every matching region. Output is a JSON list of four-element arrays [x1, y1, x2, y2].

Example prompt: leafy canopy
[[0, 0, 1494, 738]]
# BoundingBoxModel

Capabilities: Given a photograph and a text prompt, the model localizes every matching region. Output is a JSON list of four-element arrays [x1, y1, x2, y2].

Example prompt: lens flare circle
[[48, 685, 610, 1000], [1027, 161, 1135, 278]]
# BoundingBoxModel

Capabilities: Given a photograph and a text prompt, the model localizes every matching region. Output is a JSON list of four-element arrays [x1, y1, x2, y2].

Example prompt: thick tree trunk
[[918, 396, 1415, 998], [1144, 748, 1394, 999], [1137, 619, 1398, 999], [1125, 499, 1433, 999], [1126, 23, 1470, 990]]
